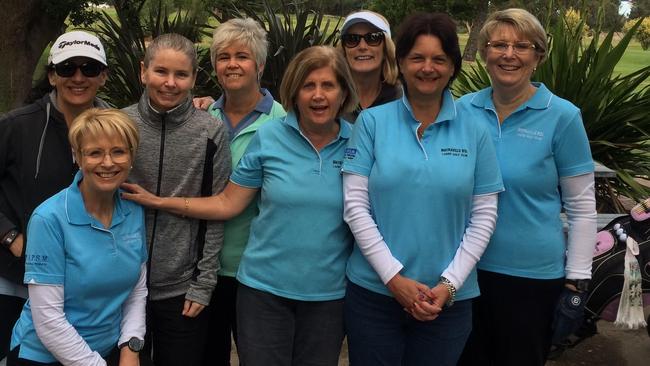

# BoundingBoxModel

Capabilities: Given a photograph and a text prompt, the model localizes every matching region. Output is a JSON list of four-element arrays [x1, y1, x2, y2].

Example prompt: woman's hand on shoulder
[[193, 96, 215, 111], [121, 183, 163, 209]]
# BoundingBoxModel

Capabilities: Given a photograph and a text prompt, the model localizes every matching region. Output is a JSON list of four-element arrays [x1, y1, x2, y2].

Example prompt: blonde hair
[[69, 108, 140, 159], [144, 33, 198, 73], [280, 46, 358, 116], [338, 11, 399, 85], [479, 8, 548, 63], [210, 18, 268, 70]]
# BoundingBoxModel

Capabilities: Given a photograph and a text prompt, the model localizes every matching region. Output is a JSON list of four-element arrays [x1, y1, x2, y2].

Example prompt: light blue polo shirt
[[232, 111, 354, 301], [342, 89, 504, 300], [456, 83, 594, 279], [11, 171, 147, 363]]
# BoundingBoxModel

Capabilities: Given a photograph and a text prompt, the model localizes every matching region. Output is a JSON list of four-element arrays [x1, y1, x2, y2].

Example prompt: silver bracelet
[[439, 276, 457, 307]]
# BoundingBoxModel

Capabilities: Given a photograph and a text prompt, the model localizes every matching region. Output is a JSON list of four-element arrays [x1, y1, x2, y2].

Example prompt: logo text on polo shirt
[[26, 254, 48, 266], [517, 127, 544, 141], [333, 160, 343, 168], [344, 148, 357, 159], [440, 147, 468, 157]]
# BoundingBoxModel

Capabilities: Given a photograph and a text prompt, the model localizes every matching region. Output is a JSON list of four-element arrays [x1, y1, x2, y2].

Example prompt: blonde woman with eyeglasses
[[8, 109, 147, 366], [456, 8, 596, 366]]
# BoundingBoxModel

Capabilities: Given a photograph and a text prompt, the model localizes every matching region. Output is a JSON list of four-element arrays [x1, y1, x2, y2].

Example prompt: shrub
[[624, 17, 650, 50]]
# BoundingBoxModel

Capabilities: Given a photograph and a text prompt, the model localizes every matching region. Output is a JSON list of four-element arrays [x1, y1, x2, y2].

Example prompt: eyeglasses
[[486, 41, 537, 55], [52, 60, 106, 78], [341, 31, 385, 48], [82, 147, 130, 164]]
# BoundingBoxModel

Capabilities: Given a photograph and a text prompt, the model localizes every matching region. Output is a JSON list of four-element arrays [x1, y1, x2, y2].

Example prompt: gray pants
[[236, 284, 344, 366]]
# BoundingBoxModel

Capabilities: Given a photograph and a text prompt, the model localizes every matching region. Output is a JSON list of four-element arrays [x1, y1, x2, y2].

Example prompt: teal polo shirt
[[232, 112, 354, 301], [11, 171, 147, 363], [342, 89, 504, 300], [456, 83, 593, 279]]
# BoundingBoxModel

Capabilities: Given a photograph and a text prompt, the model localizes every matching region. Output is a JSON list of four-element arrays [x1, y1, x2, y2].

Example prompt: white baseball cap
[[48, 31, 107, 66], [341, 11, 391, 38]]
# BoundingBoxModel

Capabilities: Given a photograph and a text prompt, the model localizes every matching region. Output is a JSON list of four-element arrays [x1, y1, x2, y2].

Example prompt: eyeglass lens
[[342, 32, 385, 48], [54, 61, 105, 78]]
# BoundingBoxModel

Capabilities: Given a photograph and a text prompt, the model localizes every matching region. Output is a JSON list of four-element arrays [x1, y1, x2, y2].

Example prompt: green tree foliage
[[630, 0, 650, 18], [624, 17, 650, 50], [454, 16, 650, 212]]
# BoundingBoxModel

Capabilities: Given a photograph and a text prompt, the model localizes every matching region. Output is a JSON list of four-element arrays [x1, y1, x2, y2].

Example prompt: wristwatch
[[1, 229, 18, 250], [119, 337, 144, 353], [565, 279, 590, 292]]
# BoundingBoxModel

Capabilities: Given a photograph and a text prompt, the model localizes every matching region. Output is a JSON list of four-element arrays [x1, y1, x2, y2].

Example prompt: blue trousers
[[345, 281, 472, 366]]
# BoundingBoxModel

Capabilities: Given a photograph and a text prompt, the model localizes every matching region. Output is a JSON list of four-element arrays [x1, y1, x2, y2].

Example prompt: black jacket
[[0, 93, 108, 284]]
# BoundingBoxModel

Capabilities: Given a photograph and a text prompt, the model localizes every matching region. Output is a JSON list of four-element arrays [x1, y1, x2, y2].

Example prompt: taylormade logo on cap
[[57, 39, 102, 52], [48, 31, 107, 66]]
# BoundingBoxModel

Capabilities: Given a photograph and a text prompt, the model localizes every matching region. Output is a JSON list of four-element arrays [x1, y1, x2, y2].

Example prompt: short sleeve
[[24, 213, 65, 285], [230, 130, 264, 188], [473, 127, 505, 195], [341, 112, 376, 177], [553, 111, 594, 177]]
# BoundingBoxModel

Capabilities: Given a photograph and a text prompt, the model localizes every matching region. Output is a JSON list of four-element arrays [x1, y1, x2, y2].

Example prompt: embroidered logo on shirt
[[344, 148, 357, 160], [516, 128, 544, 141], [26, 254, 48, 266], [440, 147, 468, 157], [333, 160, 343, 169]]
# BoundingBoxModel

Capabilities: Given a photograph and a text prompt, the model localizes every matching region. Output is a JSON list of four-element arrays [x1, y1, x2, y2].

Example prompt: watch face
[[129, 337, 144, 352]]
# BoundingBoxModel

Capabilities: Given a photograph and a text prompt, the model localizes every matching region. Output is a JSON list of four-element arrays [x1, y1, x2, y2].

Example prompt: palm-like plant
[[453, 17, 650, 212]]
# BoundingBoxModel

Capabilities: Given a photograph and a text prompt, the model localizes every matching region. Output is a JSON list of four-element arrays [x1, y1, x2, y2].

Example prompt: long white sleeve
[[343, 173, 403, 284], [29, 284, 106, 366], [560, 172, 597, 279], [441, 193, 499, 289], [118, 263, 147, 346]]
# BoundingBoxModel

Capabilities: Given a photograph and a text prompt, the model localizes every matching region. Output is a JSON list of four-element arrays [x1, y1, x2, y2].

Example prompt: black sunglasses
[[341, 31, 385, 48], [52, 60, 106, 78]]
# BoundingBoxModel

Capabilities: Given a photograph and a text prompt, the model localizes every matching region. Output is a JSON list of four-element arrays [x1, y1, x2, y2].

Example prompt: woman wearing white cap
[[0, 30, 110, 362], [338, 10, 401, 122]]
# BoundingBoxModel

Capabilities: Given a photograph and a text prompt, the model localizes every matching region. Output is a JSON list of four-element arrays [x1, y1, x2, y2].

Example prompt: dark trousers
[[0, 294, 25, 360], [457, 270, 564, 366], [7, 345, 120, 366], [236, 284, 345, 366], [202, 275, 238, 366], [142, 294, 209, 366], [345, 282, 472, 366]]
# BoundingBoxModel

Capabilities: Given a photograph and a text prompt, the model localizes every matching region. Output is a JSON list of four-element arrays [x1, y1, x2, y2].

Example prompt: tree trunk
[[0, 0, 70, 112], [462, 5, 488, 62]]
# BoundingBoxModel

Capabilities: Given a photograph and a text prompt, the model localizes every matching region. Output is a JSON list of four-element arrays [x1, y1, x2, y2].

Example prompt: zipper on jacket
[[146, 113, 167, 287]]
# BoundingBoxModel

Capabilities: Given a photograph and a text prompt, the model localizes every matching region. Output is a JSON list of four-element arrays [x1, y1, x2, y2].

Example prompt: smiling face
[[296, 66, 346, 130], [399, 34, 454, 102], [214, 41, 261, 94], [485, 23, 540, 92], [141, 48, 196, 111], [343, 22, 385, 76], [48, 56, 107, 110], [77, 133, 132, 197]]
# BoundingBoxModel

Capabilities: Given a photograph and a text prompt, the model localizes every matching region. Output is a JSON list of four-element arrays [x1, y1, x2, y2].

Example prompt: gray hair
[[144, 33, 198, 73], [210, 18, 269, 70], [479, 8, 548, 63]]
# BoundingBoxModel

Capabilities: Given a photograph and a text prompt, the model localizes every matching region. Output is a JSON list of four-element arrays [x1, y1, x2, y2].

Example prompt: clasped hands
[[387, 274, 451, 321]]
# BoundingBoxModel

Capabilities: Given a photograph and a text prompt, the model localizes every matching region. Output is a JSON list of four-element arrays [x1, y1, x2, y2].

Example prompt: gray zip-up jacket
[[124, 92, 231, 305]]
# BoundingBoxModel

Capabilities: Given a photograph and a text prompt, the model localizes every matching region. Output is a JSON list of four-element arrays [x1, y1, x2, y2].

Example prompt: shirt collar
[[284, 111, 351, 141], [211, 88, 274, 115], [65, 171, 130, 227], [400, 88, 457, 124], [470, 82, 552, 111]]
